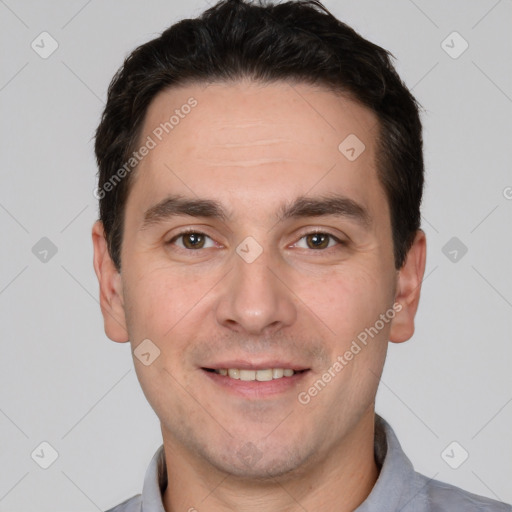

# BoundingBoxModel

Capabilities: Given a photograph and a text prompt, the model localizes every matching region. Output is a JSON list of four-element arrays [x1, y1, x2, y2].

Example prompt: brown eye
[[168, 231, 215, 250], [293, 231, 345, 251], [305, 233, 332, 249], [182, 232, 205, 249]]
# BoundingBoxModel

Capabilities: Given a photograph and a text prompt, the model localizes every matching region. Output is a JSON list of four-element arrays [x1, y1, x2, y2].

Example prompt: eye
[[166, 230, 344, 252], [168, 230, 216, 250], [294, 232, 344, 250]]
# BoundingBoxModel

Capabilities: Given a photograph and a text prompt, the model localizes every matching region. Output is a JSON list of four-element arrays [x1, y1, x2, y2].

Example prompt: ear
[[389, 229, 427, 344], [92, 220, 129, 343]]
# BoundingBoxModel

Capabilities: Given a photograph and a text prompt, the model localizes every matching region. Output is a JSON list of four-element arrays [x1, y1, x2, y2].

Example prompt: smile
[[209, 368, 303, 381], [201, 366, 310, 398]]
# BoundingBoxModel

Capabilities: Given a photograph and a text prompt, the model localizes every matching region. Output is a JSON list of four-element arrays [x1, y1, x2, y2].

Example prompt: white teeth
[[228, 369, 240, 379], [214, 368, 298, 381], [256, 369, 273, 381], [239, 369, 256, 381]]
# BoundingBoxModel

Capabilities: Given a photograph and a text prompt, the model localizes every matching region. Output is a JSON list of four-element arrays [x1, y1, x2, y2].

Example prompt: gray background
[[1, 0, 511, 510]]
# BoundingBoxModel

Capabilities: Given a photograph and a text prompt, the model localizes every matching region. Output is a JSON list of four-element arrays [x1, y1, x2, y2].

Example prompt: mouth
[[201, 364, 310, 398], [202, 367, 308, 381]]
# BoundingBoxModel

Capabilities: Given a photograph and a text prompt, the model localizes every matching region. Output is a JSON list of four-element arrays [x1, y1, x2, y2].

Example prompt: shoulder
[[413, 472, 511, 511], [104, 493, 142, 512], [375, 416, 510, 512]]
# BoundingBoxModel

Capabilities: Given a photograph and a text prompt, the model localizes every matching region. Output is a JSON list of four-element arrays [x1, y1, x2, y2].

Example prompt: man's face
[[96, 81, 412, 478]]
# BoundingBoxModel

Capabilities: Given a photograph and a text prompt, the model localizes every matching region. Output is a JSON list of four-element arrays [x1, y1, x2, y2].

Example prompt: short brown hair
[[95, 0, 424, 271]]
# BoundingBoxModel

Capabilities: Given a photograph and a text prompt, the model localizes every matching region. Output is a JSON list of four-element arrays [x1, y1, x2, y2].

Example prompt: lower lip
[[202, 369, 310, 399]]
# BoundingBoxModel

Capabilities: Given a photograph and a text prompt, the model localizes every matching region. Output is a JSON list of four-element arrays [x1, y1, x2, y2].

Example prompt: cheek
[[122, 263, 221, 359], [123, 271, 166, 328], [302, 264, 392, 337]]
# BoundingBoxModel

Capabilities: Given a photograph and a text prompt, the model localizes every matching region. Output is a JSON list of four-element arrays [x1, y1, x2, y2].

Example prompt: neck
[[162, 409, 379, 512]]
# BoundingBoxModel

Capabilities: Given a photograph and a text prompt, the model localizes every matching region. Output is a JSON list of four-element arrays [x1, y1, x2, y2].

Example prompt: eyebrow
[[140, 193, 372, 230]]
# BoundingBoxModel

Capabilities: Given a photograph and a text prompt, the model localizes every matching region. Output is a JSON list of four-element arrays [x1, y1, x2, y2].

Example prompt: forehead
[[126, 80, 386, 226], [141, 79, 376, 156]]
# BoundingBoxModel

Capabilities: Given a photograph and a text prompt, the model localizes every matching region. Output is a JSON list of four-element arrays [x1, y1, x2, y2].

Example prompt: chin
[[203, 438, 315, 481]]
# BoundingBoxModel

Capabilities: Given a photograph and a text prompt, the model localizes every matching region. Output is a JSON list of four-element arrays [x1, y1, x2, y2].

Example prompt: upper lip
[[202, 360, 310, 371]]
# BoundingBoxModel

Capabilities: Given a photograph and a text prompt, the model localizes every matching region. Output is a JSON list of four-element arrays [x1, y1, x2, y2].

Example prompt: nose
[[214, 244, 297, 336]]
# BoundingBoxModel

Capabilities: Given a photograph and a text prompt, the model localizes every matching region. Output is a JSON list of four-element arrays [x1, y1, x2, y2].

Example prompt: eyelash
[[166, 228, 346, 252]]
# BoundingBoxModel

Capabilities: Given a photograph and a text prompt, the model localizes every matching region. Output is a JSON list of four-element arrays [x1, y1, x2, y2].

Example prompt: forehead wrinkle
[[195, 157, 301, 167], [207, 137, 298, 148]]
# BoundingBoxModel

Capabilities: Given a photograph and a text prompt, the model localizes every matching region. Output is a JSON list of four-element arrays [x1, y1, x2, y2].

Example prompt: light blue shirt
[[106, 415, 511, 511]]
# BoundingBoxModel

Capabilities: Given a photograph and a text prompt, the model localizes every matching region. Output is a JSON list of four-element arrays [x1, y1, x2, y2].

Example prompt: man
[[92, 0, 510, 510]]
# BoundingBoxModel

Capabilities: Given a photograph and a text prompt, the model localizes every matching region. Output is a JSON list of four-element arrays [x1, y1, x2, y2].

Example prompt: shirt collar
[[141, 442, 167, 512], [354, 414, 415, 511], [141, 414, 414, 512]]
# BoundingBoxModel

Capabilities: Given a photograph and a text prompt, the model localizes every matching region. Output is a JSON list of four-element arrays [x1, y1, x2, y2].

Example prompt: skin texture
[[92, 80, 426, 512]]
